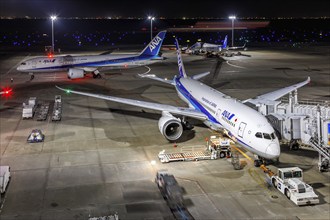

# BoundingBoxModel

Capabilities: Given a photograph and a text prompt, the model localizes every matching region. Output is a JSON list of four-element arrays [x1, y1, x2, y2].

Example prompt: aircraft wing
[[56, 86, 207, 120], [243, 77, 310, 105]]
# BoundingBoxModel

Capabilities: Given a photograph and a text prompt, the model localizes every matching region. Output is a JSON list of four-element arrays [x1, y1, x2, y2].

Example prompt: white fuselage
[[17, 53, 160, 73], [175, 77, 280, 160]]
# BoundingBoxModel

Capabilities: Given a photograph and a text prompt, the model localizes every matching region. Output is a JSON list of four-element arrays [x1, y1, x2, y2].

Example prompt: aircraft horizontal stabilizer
[[138, 74, 175, 85], [191, 72, 210, 80]]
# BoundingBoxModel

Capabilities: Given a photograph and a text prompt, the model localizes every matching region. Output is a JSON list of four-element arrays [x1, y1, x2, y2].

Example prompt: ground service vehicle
[[270, 167, 319, 205], [0, 166, 11, 194]]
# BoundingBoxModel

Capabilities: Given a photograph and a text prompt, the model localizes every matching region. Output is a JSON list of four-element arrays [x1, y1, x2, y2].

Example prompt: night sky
[[1, 0, 329, 18]]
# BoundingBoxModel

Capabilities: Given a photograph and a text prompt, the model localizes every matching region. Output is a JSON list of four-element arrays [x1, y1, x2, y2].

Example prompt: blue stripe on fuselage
[[28, 54, 157, 71], [174, 77, 221, 125]]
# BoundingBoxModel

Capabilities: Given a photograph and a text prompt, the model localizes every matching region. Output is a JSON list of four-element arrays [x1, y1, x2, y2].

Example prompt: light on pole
[[50, 15, 57, 53], [148, 16, 155, 41], [229, 15, 236, 47]]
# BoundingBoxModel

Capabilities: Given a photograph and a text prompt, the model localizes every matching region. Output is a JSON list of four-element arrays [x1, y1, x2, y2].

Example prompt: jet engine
[[158, 112, 183, 141], [67, 68, 84, 79]]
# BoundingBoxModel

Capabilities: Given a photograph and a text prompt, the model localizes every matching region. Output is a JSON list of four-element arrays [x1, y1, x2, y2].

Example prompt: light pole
[[148, 16, 155, 41], [229, 16, 236, 47], [50, 15, 57, 53]]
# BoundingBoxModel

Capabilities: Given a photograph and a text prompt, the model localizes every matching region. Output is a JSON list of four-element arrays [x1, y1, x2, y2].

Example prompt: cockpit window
[[271, 133, 276, 139], [255, 132, 262, 138], [21, 62, 26, 65], [263, 133, 271, 140]]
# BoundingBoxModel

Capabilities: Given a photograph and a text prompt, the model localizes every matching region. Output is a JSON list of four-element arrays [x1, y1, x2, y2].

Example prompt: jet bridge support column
[[294, 89, 298, 105], [288, 92, 300, 150]]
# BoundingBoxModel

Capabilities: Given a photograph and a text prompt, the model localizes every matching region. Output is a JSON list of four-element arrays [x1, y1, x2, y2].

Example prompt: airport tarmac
[[0, 47, 329, 220]]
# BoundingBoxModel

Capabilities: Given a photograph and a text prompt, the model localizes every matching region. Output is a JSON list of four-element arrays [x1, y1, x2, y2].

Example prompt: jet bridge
[[258, 90, 330, 172]]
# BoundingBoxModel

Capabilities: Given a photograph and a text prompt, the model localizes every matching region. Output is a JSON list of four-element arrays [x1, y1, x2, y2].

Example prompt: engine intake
[[158, 112, 183, 141]]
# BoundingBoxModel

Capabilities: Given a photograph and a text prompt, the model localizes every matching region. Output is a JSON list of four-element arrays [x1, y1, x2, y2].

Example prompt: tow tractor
[[264, 166, 319, 206]]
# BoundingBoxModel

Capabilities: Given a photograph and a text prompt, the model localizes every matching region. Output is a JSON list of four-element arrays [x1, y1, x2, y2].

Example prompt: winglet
[[174, 39, 187, 78], [139, 30, 167, 57]]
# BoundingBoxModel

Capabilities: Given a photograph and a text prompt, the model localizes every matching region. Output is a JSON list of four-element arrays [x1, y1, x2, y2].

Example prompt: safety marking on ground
[[137, 66, 152, 77], [226, 61, 247, 69], [230, 145, 275, 197]]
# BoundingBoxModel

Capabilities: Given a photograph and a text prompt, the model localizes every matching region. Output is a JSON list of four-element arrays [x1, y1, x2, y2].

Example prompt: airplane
[[185, 37, 227, 55], [17, 31, 167, 80], [223, 35, 247, 51], [185, 35, 247, 55], [56, 39, 310, 166]]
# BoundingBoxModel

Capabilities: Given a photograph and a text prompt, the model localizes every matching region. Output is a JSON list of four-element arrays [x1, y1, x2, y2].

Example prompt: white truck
[[270, 167, 319, 206], [0, 166, 11, 194], [22, 97, 37, 119]]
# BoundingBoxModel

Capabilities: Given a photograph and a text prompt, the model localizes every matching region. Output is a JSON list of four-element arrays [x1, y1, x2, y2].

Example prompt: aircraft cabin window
[[271, 133, 276, 139], [263, 133, 271, 140], [255, 132, 262, 138]]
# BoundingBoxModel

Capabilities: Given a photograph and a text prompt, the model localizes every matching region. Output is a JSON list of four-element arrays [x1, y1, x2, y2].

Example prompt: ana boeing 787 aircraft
[[17, 31, 166, 80], [56, 39, 310, 166]]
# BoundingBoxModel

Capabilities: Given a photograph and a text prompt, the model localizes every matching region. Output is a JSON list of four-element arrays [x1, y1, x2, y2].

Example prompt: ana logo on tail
[[149, 36, 162, 52]]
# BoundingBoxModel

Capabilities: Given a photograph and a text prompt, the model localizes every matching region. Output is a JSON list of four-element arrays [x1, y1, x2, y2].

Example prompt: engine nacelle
[[68, 68, 84, 79], [158, 112, 183, 141]]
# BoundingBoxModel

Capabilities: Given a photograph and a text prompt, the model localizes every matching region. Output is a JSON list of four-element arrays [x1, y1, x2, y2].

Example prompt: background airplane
[[17, 31, 167, 80], [185, 35, 247, 55], [56, 39, 310, 166]]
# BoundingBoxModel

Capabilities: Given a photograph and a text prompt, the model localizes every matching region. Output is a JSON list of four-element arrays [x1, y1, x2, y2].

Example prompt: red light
[[1, 87, 12, 98], [48, 54, 53, 58]]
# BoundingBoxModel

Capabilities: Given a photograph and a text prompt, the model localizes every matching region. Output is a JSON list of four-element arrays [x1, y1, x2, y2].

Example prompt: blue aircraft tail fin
[[174, 39, 187, 78], [139, 30, 166, 57], [222, 35, 228, 49]]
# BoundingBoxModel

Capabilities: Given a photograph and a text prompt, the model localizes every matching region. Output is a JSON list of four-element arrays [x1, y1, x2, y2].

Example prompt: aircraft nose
[[16, 66, 21, 71], [265, 143, 281, 159]]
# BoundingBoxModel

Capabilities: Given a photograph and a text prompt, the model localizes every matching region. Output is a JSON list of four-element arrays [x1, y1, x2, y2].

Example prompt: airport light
[[229, 15, 236, 47], [50, 15, 57, 53], [148, 16, 155, 41]]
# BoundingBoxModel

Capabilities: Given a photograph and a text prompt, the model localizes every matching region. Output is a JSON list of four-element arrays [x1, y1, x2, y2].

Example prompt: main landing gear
[[182, 117, 194, 130], [29, 73, 34, 80], [92, 70, 101, 79]]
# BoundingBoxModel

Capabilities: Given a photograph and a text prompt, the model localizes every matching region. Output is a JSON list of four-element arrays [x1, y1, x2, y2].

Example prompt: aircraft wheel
[[219, 152, 226, 158], [272, 179, 277, 187], [254, 160, 261, 167]]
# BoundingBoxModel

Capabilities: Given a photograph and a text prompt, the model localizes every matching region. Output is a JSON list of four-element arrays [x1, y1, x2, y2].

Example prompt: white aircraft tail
[[174, 39, 187, 78]]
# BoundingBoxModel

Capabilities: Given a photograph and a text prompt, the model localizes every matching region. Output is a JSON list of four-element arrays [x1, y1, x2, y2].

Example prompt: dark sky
[[1, 0, 329, 18]]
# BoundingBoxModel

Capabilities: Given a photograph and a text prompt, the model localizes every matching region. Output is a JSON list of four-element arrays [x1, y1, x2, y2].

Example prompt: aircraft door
[[238, 122, 247, 138], [32, 61, 37, 68], [216, 109, 222, 119]]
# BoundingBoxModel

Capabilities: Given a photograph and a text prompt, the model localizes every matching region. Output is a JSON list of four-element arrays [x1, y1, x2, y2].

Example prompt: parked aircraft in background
[[17, 31, 167, 80], [56, 39, 310, 166], [185, 35, 247, 55]]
